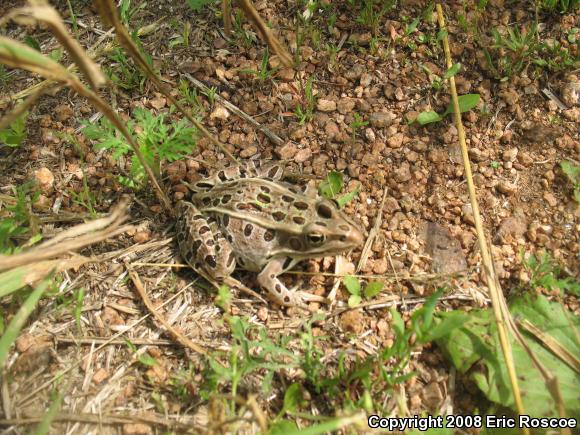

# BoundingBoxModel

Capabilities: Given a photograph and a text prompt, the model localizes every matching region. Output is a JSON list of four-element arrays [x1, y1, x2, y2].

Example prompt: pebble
[[497, 181, 517, 195], [34, 167, 55, 193], [316, 99, 337, 112], [369, 111, 396, 128], [276, 142, 298, 159], [387, 133, 404, 149], [240, 145, 258, 158], [55, 104, 74, 122], [543, 192, 558, 207], [337, 98, 356, 114], [294, 148, 312, 163]]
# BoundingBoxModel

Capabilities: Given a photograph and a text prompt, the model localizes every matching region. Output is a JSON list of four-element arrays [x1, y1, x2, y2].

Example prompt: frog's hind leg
[[176, 202, 236, 279]]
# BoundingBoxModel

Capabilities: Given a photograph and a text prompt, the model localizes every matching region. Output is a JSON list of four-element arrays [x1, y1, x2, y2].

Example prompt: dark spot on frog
[[294, 201, 309, 210], [212, 198, 220, 206], [206, 239, 215, 246], [222, 194, 232, 204], [217, 170, 226, 181], [196, 182, 214, 190], [227, 252, 235, 266], [272, 211, 286, 221], [283, 257, 293, 269], [205, 255, 217, 268], [260, 185, 271, 193], [317, 203, 333, 219], [192, 240, 202, 252], [264, 229, 275, 241], [194, 214, 205, 221], [293, 216, 306, 225], [275, 283, 282, 293], [257, 193, 271, 203], [339, 224, 350, 232], [199, 226, 210, 235], [244, 224, 253, 236], [223, 215, 229, 227], [289, 238, 302, 251], [202, 196, 211, 206], [282, 195, 294, 203], [316, 221, 327, 227], [284, 296, 290, 303]]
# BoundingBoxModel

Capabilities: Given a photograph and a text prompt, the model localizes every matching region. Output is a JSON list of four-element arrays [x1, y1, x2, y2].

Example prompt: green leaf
[[561, 160, 579, 184], [443, 63, 461, 79], [436, 294, 580, 417], [416, 110, 443, 125], [319, 171, 344, 198], [443, 94, 481, 116], [269, 420, 299, 435], [422, 312, 469, 342], [405, 17, 420, 35], [336, 184, 360, 208], [363, 281, 384, 298], [343, 275, 360, 296], [186, 0, 214, 12], [138, 354, 157, 366], [0, 277, 50, 369], [348, 294, 362, 307], [24, 36, 41, 52], [281, 383, 303, 415]]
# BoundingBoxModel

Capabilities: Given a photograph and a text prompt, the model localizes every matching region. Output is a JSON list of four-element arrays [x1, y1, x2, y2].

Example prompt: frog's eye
[[307, 233, 326, 246]]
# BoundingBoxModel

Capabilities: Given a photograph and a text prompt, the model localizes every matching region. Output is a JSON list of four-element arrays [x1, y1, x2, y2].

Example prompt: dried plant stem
[[436, 4, 529, 430]]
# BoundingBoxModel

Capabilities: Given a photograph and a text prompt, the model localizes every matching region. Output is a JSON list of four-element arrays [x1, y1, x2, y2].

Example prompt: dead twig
[[184, 73, 285, 147], [127, 264, 207, 355], [0, 199, 132, 272]]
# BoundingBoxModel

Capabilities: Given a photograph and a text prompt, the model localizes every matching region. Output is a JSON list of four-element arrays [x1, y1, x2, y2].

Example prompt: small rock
[[543, 192, 558, 207], [294, 148, 312, 163], [149, 96, 166, 110], [497, 216, 527, 242], [369, 111, 396, 128], [560, 74, 579, 107], [462, 203, 475, 226], [54, 104, 73, 122], [133, 231, 151, 244], [562, 107, 579, 123], [337, 98, 355, 114], [209, 106, 229, 121], [165, 160, 186, 183], [92, 368, 109, 384], [339, 310, 364, 334], [213, 37, 226, 49], [497, 181, 517, 195], [372, 258, 389, 274], [325, 121, 340, 140], [421, 222, 467, 274], [240, 145, 258, 158], [34, 167, 54, 193], [317, 99, 337, 112], [502, 147, 518, 162], [387, 133, 404, 149], [277, 68, 295, 82], [499, 88, 519, 106], [276, 142, 298, 159], [123, 423, 152, 435], [364, 128, 376, 142], [290, 125, 307, 141]]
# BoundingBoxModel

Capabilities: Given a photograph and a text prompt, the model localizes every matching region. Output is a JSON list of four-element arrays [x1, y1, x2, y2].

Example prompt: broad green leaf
[[138, 354, 157, 366], [363, 281, 384, 298], [436, 294, 580, 417], [443, 63, 461, 79], [416, 111, 442, 125], [336, 184, 360, 209], [0, 267, 28, 298], [561, 161, 579, 183], [319, 171, 344, 198], [443, 94, 481, 116], [421, 312, 468, 343], [343, 275, 360, 296], [270, 420, 299, 434], [348, 294, 362, 308], [281, 383, 303, 415]]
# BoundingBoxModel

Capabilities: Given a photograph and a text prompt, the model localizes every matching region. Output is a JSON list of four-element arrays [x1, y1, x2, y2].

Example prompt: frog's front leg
[[176, 202, 236, 280], [257, 257, 323, 308]]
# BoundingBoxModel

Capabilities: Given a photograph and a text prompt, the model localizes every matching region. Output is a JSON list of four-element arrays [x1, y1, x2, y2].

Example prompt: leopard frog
[[176, 161, 363, 307]]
